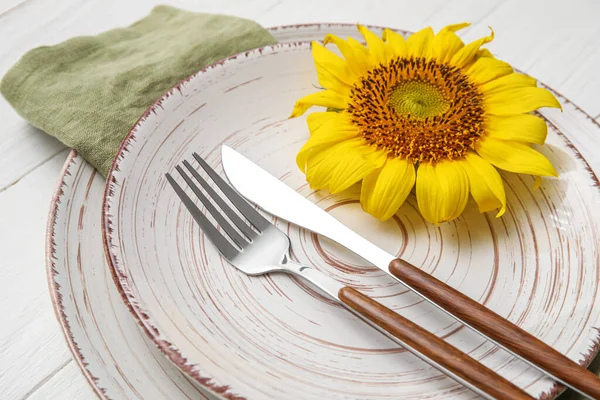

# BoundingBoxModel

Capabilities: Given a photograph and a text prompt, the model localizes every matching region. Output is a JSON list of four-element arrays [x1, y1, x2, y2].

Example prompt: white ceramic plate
[[48, 24, 600, 400], [47, 24, 382, 400]]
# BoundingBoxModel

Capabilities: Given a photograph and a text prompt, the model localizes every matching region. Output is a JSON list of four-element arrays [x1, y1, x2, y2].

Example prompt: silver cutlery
[[166, 152, 532, 400]]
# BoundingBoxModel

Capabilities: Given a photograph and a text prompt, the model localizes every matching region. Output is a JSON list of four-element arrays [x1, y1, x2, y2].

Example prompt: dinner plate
[[102, 25, 600, 400], [47, 24, 382, 400]]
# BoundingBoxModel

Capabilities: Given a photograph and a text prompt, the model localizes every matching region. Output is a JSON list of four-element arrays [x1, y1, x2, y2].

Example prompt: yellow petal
[[477, 48, 494, 59], [450, 27, 494, 68], [416, 163, 440, 224], [435, 161, 470, 221], [442, 22, 472, 33], [462, 153, 506, 216], [360, 144, 388, 168], [324, 34, 371, 74], [416, 161, 469, 225], [306, 111, 335, 133], [347, 37, 369, 53], [431, 23, 470, 64], [306, 138, 386, 193], [477, 136, 557, 176], [357, 24, 387, 65], [480, 73, 537, 96], [360, 157, 416, 220], [312, 42, 354, 95], [290, 90, 348, 117], [466, 57, 513, 86], [297, 113, 359, 171], [382, 28, 407, 59], [485, 87, 561, 115], [485, 114, 548, 145], [407, 27, 434, 57]]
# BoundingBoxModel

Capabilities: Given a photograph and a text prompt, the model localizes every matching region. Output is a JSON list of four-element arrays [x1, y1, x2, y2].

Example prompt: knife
[[221, 145, 600, 399]]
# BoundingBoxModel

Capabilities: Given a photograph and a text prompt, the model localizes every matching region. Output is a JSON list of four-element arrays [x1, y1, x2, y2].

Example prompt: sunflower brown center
[[347, 57, 485, 164]]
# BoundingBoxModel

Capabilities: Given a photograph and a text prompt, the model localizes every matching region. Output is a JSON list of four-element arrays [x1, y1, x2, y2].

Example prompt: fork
[[166, 152, 533, 400]]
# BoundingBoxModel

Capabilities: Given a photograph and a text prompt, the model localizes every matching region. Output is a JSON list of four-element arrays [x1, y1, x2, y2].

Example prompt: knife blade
[[221, 146, 394, 268], [220, 145, 600, 399]]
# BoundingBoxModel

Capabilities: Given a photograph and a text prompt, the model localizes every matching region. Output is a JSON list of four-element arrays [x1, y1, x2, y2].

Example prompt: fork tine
[[182, 160, 256, 240], [175, 166, 247, 247], [192, 152, 271, 232], [166, 173, 239, 261]]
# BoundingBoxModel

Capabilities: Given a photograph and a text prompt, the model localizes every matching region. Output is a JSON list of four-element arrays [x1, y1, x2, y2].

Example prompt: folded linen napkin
[[0, 5, 276, 176]]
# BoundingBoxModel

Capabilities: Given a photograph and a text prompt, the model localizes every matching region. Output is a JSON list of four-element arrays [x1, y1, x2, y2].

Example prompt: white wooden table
[[1, 0, 600, 398]]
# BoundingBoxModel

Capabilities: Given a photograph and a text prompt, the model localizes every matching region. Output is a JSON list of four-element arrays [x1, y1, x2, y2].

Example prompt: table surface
[[2, 0, 600, 399]]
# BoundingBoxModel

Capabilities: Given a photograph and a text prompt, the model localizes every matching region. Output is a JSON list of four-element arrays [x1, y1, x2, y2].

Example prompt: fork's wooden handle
[[389, 258, 600, 399], [338, 287, 532, 400]]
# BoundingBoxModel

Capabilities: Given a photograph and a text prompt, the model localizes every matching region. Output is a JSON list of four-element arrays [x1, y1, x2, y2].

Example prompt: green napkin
[[0, 5, 276, 176]]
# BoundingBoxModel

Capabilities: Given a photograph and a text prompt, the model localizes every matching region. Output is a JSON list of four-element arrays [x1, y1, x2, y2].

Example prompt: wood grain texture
[[0, 1, 599, 399], [0, 149, 73, 399], [338, 286, 534, 400], [102, 37, 600, 399], [25, 360, 95, 400], [389, 259, 600, 399]]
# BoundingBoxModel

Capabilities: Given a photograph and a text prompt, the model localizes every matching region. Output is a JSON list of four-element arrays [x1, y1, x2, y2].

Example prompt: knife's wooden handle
[[389, 258, 600, 399], [338, 286, 532, 400]]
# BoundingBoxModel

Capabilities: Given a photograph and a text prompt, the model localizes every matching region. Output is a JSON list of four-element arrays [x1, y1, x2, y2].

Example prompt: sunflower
[[290, 23, 560, 225]]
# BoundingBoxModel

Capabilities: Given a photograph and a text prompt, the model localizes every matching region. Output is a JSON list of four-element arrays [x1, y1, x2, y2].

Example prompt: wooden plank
[[0, 115, 66, 191], [0, 149, 74, 399], [24, 360, 95, 400], [0, 0, 31, 17]]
